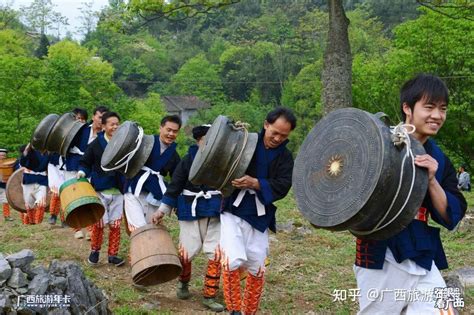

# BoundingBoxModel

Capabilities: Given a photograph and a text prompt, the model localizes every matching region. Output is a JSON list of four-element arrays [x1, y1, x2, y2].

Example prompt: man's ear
[[263, 120, 269, 130], [402, 103, 412, 121]]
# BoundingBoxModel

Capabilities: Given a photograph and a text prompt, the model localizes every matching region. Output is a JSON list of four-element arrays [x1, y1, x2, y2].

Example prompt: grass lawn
[[0, 190, 472, 314]]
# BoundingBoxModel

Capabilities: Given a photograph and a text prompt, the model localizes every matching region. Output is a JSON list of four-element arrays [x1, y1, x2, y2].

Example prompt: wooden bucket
[[0, 158, 16, 183], [59, 178, 105, 228], [130, 224, 182, 286], [6, 168, 51, 213]]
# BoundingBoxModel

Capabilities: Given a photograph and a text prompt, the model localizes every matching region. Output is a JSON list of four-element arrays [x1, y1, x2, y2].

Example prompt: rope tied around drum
[[101, 126, 144, 174], [351, 123, 417, 236], [218, 121, 250, 191]]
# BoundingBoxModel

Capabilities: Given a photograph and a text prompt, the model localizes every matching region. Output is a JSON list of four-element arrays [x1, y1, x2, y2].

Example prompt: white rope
[[101, 126, 144, 173], [351, 123, 417, 236]]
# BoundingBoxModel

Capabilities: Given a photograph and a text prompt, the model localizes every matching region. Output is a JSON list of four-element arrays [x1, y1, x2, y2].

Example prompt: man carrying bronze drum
[[124, 115, 181, 232], [78, 112, 126, 267], [354, 74, 467, 314], [218, 107, 296, 315], [67, 106, 108, 240], [152, 125, 224, 312], [0, 148, 13, 222], [19, 144, 49, 225]]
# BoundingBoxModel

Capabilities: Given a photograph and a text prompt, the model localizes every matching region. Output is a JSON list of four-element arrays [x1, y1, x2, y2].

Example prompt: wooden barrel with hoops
[[130, 224, 182, 286], [0, 158, 16, 183], [59, 178, 104, 228]]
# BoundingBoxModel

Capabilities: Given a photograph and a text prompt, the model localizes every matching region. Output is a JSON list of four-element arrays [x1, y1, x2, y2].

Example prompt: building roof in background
[[161, 96, 210, 112]]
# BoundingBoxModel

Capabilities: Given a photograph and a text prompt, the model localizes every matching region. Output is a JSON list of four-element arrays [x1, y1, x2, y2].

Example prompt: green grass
[[0, 190, 472, 313]]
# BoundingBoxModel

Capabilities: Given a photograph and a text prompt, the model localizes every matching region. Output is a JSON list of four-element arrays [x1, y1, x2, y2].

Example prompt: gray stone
[[456, 268, 474, 288], [0, 258, 12, 285], [0, 293, 11, 308], [16, 287, 28, 294], [5, 250, 34, 269], [48, 309, 71, 315], [28, 273, 50, 295], [296, 226, 313, 236], [24, 265, 47, 280], [276, 221, 295, 233], [7, 268, 28, 288], [50, 276, 67, 292], [142, 302, 157, 310]]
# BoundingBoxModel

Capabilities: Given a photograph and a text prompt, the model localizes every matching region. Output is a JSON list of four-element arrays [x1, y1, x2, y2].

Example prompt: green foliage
[[0, 29, 30, 56], [35, 33, 50, 58], [282, 61, 324, 153], [162, 53, 224, 104], [188, 101, 271, 134], [127, 93, 167, 134], [44, 40, 120, 111]]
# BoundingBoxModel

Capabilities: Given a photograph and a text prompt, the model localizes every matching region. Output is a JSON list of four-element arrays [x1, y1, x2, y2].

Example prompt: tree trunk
[[321, 0, 352, 115]]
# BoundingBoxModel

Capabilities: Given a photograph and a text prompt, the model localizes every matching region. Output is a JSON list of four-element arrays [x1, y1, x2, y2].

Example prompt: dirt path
[[37, 222, 218, 314]]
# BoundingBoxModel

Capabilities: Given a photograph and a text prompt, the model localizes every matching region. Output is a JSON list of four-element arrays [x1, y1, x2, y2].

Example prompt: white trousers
[[0, 188, 7, 203], [97, 192, 123, 225], [48, 163, 65, 193], [179, 217, 220, 261], [63, 171, 77, 181], [22, 183, 47, 209], [123, 192, 158, 231], [355, 256, 448, 314], [220, 212, 268, 275]]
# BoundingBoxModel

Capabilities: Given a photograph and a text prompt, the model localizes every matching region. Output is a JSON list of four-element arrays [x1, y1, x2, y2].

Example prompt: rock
[[25, 265, 47, 280], [5, 250, 34, 270], [28, 274, 50, 295], [142, 302, 158, 310], [16, 287, 28, 294], [0, 258, 12, 286], [276, 221, 295, 233], [456, 268, 474, 288], [50, 276, 67, 292], [7, 268, 28, 288], [0, 293, 11, 308], [296, 226, 313, 236]]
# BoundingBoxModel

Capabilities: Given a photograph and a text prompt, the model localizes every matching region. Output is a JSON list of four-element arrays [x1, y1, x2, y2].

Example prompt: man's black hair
[[72, 107, 88, 121], [266, 107, 297, 130], [400, 74, 449, 121], [161, 115, 182, 129], [101, 111, 120, 125], [93, 105, 109, 115]]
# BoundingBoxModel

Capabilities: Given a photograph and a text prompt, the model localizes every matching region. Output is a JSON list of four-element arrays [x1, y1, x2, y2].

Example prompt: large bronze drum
[[31, 114, 60, 151], [293, 108, 428, 240], [101, 121, 155, 178], [6, 168, 51, 213], [188, 115, 258, 197], [46, 112, 85, 156]]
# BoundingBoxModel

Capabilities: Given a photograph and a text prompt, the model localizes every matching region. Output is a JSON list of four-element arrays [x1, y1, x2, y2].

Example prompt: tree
[[78, 1, 99, 39], [44, 40, 121, 111], [22, 0, 67, 35], [321, 0, 352, 114], [35, 33, 49, 58], [164, 53, 224, 104]]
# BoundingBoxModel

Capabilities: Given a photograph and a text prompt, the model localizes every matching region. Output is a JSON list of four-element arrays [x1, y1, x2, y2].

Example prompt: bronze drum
[[188, 115, 258, 197], [31, 114, 60, 151], [101, 121, 155, 179], [46, 112, 85, 156], [293, 108, 428, 240], [6, 168, 51, 213]]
